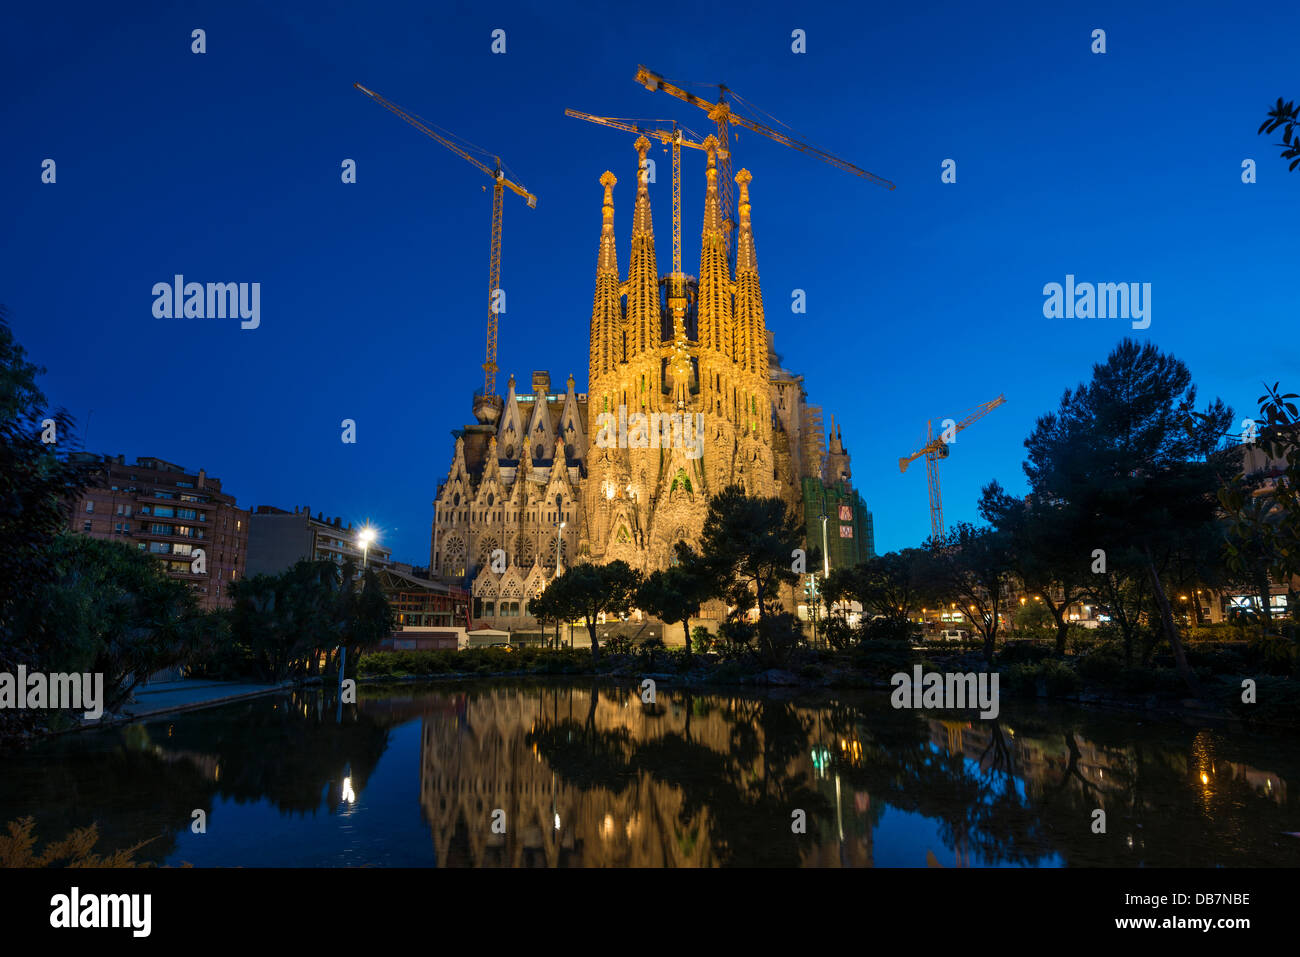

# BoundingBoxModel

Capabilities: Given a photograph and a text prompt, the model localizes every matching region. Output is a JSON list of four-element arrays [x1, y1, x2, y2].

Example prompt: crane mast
[[355, 83, 536, 398], [900, 394, 1007, 542], [563, 110, 721, 330]]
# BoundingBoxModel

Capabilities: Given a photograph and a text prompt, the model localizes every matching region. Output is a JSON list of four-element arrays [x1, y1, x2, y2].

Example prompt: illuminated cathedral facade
[[431, 136, 851, 629]]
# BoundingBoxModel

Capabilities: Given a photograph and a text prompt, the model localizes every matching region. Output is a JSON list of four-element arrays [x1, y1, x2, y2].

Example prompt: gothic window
[[616, 525, 630, 543], [487, 492, 494, 507], [444, 535, 466, 578], [541, 536, 568, 570], [476, 536, 501, 571], [514, 535, 534, 568]]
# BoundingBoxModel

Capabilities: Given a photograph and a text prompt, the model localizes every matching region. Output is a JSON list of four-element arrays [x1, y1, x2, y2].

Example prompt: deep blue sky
[[3, 0, 1296, 565]]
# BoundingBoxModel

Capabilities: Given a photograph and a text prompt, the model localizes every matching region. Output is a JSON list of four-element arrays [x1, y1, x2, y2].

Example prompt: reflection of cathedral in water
[[416, 687, 873, 867]]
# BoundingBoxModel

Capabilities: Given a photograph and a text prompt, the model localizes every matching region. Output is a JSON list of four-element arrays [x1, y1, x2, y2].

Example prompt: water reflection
[[1, 682, 1297, 867]]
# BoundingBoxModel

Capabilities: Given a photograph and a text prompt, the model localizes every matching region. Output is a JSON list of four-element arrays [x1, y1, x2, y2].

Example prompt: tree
[[337, 567, 396, 680], [697, 484, 803, 624], [824, 550, 928, 625], [922, 523, 1015, 661], [0, 306, 97, 720], [35, 534, 211, 713], [1022, 338, 1233, 692], [1216, 383, 1300, 644], [1259, 98, 1300, 172], [979, 483, 1091, 655], [231, 560, 346, 682], [548, 561, 641, 659], [638, 556, 713, 657]]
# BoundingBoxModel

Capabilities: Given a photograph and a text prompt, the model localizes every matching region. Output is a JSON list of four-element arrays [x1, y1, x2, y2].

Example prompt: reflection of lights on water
[[601, 814, 615, 840], [342, 777, 356, 804], [811, 747, 832, 775], [1200, 772, 1209, 785], [553, 813, 561, 830], [1126, 835, 1134, 848]]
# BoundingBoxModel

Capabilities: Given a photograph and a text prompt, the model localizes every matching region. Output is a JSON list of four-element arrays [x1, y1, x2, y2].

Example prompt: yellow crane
[[899, 394, 1007, 542], [354, 83, 536, 398], [563, 110, 721, 323], [634, 65, 894, 264]]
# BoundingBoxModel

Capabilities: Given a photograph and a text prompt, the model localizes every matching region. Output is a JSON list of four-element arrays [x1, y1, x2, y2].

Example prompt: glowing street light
[[357, 525, 377, 569]]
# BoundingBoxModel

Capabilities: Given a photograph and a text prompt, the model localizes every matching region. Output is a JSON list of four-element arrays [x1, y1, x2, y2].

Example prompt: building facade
[[431, 138, 862, 631], [246, 505, 393, 579], [67, 453, 247, 611]]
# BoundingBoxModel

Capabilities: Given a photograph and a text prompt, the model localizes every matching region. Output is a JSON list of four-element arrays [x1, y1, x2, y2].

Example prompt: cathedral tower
[[581, 139, 779, 572]]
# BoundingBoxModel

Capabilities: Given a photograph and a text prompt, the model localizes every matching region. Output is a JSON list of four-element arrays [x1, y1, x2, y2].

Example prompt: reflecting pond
[[1, 681, 1298, 867]]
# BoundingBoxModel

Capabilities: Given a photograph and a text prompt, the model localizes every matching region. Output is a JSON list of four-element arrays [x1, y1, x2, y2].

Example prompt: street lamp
[[357, 525, 377, 570], [340, 525, 378, 718], [553, 521, 566, 579]]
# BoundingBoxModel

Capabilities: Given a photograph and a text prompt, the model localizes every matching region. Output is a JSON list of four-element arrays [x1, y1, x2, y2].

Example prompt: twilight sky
[[2, 0, 1296, 565]]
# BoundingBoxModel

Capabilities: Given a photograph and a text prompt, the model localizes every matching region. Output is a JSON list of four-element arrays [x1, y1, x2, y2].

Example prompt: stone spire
[[732, 168, 767, 374], [696, 136, 733, 359], [626, 136, 660, 364], [825, 417, 851, 486], [590, 171, 621, 386]]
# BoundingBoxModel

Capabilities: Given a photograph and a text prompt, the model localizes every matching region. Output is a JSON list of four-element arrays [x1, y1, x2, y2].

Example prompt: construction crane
[[563, 110, 721, 325], [899, 394, 1007, 543], [354, 83, 536, 398], [634, 64, 894, 267]]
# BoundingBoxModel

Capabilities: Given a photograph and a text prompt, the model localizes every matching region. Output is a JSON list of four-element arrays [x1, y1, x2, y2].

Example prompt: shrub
[[860, 616, 913, 643], [1116, 667, 1158, 693], [1065, 624, 1099, 657], [605, 635, 633, 655], [1225, 675, 1300, 728], [1040, 659, 1081, 697], [1076, 651, 1124, 686], [690, 626, 713, 655], [0, 818, 158, 868], [997, 640, 1053, 666], [716, 619, 754, 659], [756, 613, 802, 667], [636, 637, 665, 670], [821, 616, 855, 650], [1002, 663, 1040, 695], [1248, 636, 1297, 676], [850, 640, 917, 677]]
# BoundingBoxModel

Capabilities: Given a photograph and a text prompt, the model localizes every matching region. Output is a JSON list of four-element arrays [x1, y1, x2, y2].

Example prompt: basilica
[[430, 136, 859, 629]]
